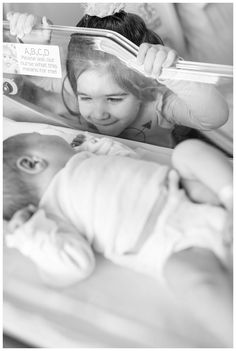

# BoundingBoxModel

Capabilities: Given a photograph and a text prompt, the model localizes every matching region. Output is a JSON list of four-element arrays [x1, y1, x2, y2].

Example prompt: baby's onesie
[[40, 152, 230, 281]]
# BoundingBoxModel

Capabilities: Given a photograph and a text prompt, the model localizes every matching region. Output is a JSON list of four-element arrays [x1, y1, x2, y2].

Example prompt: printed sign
[[3, 42, 62, 78]]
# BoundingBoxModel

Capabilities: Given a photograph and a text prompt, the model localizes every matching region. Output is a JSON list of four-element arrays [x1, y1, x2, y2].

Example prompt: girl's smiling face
[[76, 69, 142, 136]]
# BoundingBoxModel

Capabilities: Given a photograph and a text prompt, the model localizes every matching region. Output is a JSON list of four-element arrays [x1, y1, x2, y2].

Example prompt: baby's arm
[[5, 206, 95, 287], [171, 139, 233, 209]]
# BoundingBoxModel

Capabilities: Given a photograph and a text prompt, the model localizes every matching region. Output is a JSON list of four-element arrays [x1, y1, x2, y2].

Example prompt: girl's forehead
[[77, 69, 124, 94], [79, 67, 112, 79]]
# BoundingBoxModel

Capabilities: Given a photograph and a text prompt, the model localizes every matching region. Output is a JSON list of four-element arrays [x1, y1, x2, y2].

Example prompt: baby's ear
[[17, 156, 48, 174]]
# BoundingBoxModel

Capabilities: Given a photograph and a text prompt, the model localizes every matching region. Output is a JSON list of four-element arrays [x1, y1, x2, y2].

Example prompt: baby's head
[[3, 133, 75, 220]]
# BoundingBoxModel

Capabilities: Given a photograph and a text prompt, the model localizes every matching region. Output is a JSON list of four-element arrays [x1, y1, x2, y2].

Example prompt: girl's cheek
[[79, 103, 88, 116]]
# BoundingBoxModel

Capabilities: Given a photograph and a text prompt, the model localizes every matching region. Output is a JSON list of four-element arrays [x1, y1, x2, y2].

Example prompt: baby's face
[[18, 133, 75, 167], [76, 69, 141, 136]]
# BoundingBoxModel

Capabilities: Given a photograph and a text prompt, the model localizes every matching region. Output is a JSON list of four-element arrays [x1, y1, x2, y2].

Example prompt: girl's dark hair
[[66, 35, 159, 103], [76, 10, 164, 46]]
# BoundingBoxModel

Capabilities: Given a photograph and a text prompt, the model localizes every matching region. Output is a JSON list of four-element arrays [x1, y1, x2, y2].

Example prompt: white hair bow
[[83, 3, 125, 18]]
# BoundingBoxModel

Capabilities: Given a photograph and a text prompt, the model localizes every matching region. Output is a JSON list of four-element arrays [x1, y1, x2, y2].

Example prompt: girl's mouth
[[93, 120, 117, 127]]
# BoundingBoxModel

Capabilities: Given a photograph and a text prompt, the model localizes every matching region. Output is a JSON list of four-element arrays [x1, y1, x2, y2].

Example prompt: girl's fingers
[[42, 16, 50, 27], [6, 11, 13, 21], [152, 49, 167, 77], [162, 49, 178, 68], [24, 14, 37, 34], [15, 13, 29, 39], [9, 12, 21, 35], [7, 12, 40, 38], [143, 46, 159, 74], [136, 43, 150, 65], [137, 44, 179, 78]]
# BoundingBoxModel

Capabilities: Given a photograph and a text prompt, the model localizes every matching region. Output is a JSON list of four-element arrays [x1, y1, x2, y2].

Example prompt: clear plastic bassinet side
[[3, 21, 233, 153]]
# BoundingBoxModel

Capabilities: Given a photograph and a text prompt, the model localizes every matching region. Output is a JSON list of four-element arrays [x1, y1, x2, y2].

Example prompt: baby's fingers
[[168, 169, 180, 194], [7, 204, 37, 233], [71, 134, 86, 146]]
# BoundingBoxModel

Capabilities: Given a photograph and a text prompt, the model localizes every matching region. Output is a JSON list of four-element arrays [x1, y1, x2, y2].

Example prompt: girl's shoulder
[[141, 93, 175, 129], [121, 98, 175, 147]]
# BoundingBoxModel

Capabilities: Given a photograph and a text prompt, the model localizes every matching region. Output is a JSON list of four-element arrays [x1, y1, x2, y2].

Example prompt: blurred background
[[3, 2, 233, 64]]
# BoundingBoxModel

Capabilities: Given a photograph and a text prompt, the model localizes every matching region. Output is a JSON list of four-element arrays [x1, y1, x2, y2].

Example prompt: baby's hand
[[71, 134, 86, 148], [6, 204, 37, 234], [6, 12, 51, 43], [137, 43, 178, 78], [168, 169, 181, 197]]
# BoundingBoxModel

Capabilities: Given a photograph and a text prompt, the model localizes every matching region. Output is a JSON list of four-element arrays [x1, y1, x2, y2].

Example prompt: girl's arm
[[5, 207, 95, 287], [161, 79, 229, 130], [137, 43, 229, 130]]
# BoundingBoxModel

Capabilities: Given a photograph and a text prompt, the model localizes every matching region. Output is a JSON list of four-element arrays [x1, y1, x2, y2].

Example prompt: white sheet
[[4, 249, 229, 348]]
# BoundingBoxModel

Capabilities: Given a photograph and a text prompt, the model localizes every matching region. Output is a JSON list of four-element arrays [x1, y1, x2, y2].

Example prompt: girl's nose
[[90, 102, 110, 121]]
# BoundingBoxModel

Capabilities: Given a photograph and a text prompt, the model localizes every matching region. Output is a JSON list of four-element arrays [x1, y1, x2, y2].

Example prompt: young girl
[[7, 4, 229, 147]]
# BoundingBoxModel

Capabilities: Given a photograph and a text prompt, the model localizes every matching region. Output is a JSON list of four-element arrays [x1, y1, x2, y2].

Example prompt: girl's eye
[[79, 96, 92, 101], [107, 98, 123, 103]]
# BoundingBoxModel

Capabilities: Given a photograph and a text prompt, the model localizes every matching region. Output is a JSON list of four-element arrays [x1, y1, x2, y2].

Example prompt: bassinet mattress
[[3, 117, 228, 348]]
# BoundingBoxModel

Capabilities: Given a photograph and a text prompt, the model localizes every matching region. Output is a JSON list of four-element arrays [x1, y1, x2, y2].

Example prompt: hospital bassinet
[[3, 19, 233, 347]]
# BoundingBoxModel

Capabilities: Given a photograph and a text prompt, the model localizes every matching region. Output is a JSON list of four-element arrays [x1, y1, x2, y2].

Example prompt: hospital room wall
[[3, 3, 85, 26], [3, 2, 233, 64]]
